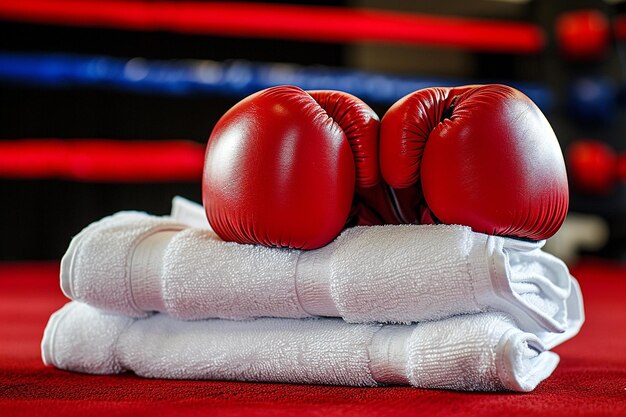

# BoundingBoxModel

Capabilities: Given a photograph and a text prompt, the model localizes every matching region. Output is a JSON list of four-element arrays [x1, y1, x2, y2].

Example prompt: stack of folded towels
[[42, 196, 584, 392]]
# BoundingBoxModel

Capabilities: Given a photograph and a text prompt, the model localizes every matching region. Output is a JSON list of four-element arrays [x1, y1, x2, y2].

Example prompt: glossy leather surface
[[203, 86, 395, 249], [380, 84, 569, 240]]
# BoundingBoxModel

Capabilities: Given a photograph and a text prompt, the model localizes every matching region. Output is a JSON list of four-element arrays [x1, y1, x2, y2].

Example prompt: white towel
[[41, 301, 560, 392], [60, 206, 584, 350]]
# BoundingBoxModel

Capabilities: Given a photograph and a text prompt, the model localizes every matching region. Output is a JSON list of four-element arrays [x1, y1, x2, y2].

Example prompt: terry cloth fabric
[[41, 301, 560, 392], [60, 209, 584, 349], [3, 261, 622, 416]]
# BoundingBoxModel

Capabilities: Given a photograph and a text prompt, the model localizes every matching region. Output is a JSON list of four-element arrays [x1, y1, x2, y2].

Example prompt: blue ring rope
[[0, 52, 552, 112]]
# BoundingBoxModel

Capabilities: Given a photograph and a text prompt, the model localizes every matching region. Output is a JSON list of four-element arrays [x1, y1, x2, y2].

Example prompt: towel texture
[[42, 301, 559, 392], [60, 209, 583, 348]]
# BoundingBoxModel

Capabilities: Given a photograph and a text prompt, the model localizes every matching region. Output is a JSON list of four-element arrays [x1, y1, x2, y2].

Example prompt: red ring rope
[[0, 139, 205, 182], [0, 1, 544, 54]]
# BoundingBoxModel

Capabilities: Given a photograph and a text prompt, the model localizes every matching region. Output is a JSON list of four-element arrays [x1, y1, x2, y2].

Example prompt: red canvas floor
[[1, 260, 625, 416]]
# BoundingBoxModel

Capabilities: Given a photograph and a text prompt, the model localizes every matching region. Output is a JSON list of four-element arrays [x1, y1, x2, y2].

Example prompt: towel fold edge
[[495, 328, 560, 392]]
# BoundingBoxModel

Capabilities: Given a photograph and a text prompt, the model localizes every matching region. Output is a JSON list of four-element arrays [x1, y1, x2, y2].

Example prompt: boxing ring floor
[[1, 259, 625, 416]]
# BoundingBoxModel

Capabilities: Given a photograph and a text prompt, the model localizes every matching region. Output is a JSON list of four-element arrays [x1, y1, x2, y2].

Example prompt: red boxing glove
[[380, 84, 568, 240], [203, 86, 400, 249]]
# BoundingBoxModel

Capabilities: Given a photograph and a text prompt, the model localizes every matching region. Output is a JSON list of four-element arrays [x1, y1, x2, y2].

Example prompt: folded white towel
[[42, 301, 560, 392], [60, 206, 584, 349]]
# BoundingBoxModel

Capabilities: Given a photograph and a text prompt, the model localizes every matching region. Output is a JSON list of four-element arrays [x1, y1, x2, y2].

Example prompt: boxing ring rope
[[0, 52, 553, 111], [0, 139, 205, 182], [0, 50, 552, 181], [0, 2, 549, 182], [0, 0, 544, 54]]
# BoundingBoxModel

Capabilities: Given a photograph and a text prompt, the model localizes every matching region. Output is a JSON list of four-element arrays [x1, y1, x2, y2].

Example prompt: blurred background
[[0, 0, 624, 264]]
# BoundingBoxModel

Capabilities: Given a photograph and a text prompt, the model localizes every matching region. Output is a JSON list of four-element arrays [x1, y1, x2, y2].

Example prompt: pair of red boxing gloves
[[203, 84, 569, 250]]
